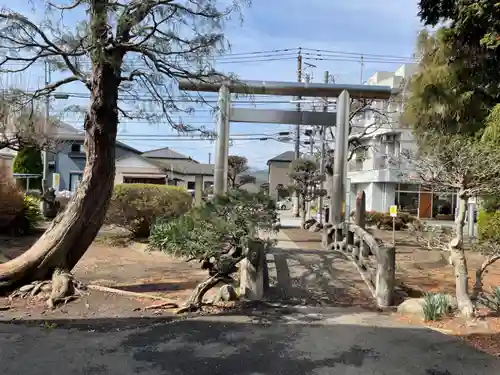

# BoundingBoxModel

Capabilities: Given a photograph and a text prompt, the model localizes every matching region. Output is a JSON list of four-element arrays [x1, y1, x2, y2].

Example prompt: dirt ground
[[285, 226, 500, 356], [372, 228, 500, 357], [369, 228, 500, 298], [2, 225, 500, 356], [0, 230, 213, 321]]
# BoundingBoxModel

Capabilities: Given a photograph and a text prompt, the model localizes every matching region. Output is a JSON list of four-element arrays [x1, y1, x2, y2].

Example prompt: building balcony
[[347, 156, 411, 184]]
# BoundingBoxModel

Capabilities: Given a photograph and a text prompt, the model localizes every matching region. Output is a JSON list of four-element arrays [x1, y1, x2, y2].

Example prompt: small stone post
[[355, 191, 366, 229], [194, 175, 203, 206], [375, 246, 396, 307], [239, 239, 266, 300]]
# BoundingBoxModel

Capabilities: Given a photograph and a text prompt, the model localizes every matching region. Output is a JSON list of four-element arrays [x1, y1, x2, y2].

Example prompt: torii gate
[[178, 79, 394, 225]]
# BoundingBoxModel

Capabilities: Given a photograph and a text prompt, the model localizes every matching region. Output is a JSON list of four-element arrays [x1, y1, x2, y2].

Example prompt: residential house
[[116, 147, 214, 191], [267, 150, 296, 200], [238, 182, 260, 194], [45, 122, 141, 191], [347, 63, 457, 219]]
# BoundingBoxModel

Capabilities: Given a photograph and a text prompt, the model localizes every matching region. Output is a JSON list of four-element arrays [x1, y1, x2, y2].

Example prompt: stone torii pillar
[[214, 84, 230, 195]]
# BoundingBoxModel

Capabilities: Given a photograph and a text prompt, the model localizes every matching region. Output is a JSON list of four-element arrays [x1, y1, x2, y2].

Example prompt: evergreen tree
[[13, 146, 42, 190]]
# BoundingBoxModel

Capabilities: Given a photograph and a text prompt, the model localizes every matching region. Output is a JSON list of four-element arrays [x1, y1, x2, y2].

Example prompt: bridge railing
[[322, 191, 396, 308]]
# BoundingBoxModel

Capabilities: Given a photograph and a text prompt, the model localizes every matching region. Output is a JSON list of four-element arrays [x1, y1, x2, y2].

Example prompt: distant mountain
[[248, 169, 268, 184]]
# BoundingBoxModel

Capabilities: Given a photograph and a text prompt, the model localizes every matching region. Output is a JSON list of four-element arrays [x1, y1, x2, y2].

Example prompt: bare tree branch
[[395, 135, 500, 198], [0, 0, 246, 147]]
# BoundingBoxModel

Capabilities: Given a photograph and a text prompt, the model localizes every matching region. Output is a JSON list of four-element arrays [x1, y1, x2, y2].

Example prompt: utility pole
[[42, 60, 50, 192], [360, 54, 364, 84], [293, 47, 302, 218], [318, 71, 329, 225]]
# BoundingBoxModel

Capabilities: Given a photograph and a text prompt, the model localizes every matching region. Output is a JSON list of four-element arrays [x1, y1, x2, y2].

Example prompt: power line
[[301, 48, 416, 60], [0, 48, 417, 70]]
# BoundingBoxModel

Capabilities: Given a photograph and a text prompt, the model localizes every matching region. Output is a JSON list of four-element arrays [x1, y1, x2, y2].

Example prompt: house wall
[[54, 142, 137, 191], [115, 154, 213, 191], [176, 174, 214, 190], [268, 161, 291, 199], [350, 182, 397, 213]]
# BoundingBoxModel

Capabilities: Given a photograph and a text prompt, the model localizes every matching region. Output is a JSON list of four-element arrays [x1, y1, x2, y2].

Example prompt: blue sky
[[1, 0, 422, 169]]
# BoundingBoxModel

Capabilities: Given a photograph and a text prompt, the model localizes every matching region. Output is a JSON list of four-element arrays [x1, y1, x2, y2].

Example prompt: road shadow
[[266, 246, 376, 309], [114, 281, 198, 294], [0, 313, 499, 374]]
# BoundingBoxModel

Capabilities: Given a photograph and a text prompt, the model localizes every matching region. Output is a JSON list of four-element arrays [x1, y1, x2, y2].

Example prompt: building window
[[432, 193, 455, 217], [396, 183, 458, 219], [395, 191, 419, 216], [395, 183, 420, 216], [187, 181, 195, 190], [69, 173, 83, 192], [71, 144, 82, 153]]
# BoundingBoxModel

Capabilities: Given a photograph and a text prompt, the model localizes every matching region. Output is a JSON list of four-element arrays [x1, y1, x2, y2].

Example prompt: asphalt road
[[1, 306, 499, 375]]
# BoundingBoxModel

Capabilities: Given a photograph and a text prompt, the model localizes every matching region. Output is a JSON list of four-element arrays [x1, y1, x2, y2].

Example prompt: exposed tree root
[[8, 268, 88, 310], [144, 301, 179, 310], [86, 284, 178, 306], [176, 274, 231, 314]]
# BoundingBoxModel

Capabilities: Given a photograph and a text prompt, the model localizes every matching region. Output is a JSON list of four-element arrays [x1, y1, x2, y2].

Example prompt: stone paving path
[[265, 229, 375, 309]]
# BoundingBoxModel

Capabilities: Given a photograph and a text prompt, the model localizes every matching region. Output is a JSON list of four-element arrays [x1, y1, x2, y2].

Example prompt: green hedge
[[105, 184, 192, 238], [478, 210, 500, 243], [349, 210, 417, 229]]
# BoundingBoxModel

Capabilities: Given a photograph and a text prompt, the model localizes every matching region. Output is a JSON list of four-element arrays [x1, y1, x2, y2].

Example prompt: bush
[[478, 210, 500, 243], [377, 215, 404, 230], [23, 195, 41, 231], [479, 286, 500, 314], [149, 190, 278, 272], [481, 195, 500, 212], [106, 184, 192, 238], [13, 146, 42, 190]]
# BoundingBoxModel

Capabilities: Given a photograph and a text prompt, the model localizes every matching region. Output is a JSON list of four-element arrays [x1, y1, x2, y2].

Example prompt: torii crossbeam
[[178, 78, 395, 225]]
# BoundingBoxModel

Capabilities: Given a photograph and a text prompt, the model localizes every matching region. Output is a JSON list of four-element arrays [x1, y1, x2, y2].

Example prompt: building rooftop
[[141, 147, 195, 161], [267, 150, 296, 164]]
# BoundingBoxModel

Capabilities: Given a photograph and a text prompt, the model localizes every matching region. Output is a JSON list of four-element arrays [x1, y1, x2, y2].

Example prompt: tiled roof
[[267, 150, 296, 164], [141, 147, 192, 160], [50, 120, 140, 154], [153, 159, 214, 176]]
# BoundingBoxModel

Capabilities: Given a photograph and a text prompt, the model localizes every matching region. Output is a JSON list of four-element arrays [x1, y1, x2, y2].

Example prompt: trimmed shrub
[[377, 215, 404, 230], [13, 146, 42, 190], [149, 189, 278, 265], [23, 195, 41, 231], [478, 210, 500, 243], [105, 184, 192, 238], [350, 209, 418, 229]]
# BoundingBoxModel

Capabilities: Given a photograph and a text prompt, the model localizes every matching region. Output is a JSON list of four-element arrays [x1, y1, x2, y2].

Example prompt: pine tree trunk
[[449, 194, 474, 317], [0, 64, 119, 291]]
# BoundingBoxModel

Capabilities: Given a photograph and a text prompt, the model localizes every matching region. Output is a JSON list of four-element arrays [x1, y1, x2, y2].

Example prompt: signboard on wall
[[52, 173, 60, 191]]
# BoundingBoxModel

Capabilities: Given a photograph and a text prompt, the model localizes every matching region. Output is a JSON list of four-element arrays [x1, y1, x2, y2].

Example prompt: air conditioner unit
[[381, 134, 395, 143]]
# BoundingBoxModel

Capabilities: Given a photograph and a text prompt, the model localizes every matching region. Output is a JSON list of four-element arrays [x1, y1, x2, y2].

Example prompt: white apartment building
[[346, 64, 457, 219]]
